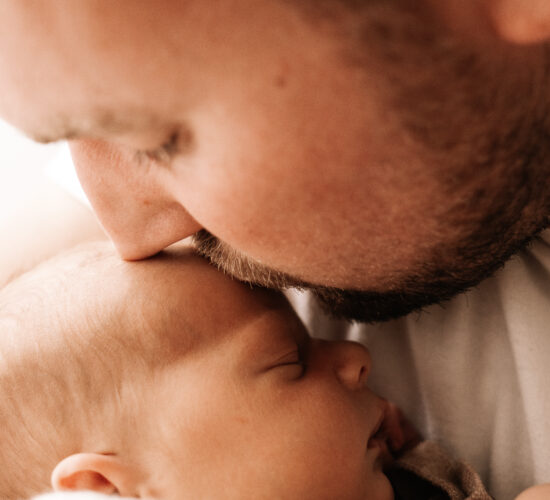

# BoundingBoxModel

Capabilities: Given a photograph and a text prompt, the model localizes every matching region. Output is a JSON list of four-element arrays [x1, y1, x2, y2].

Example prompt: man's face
[[1, 0, 548, 321]]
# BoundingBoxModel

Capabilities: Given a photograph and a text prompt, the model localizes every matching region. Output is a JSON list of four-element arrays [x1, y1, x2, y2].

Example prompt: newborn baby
[[0, 241, 531, 500], [0, 242, 395, 500]]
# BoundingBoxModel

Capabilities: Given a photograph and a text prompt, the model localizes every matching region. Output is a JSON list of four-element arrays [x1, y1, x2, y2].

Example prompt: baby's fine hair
[[0, 244, 172, 499]]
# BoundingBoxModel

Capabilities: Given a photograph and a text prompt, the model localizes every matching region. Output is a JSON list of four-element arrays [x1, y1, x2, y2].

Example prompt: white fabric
[[289, 230, 550, 500], [44, 144, 91, 208]]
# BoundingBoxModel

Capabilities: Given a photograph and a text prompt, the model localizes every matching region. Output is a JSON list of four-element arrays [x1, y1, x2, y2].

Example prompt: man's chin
[[193, 228, 477, 323], [193, 228, 542, 324]]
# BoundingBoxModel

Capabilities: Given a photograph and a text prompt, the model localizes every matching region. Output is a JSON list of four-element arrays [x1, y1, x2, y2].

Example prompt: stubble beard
[[192, 223, 548, 324]]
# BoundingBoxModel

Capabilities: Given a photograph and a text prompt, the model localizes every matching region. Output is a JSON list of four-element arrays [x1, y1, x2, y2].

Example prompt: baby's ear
[[51, 453, 137, 497]]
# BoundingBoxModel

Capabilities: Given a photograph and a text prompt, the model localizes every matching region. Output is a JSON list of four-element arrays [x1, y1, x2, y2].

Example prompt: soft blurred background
[[0, 118, 61, 173], [0, 118, 105, 285]]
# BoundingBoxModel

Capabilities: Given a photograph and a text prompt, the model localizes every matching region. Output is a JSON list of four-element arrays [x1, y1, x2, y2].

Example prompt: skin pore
[[0, 243, 392, 500], [0, 0, 550, 322]]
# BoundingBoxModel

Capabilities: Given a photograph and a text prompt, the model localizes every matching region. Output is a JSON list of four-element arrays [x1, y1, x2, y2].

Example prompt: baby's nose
[[327, 340, 372, 391]]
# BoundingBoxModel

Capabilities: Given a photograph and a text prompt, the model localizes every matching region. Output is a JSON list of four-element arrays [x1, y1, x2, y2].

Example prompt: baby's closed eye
[[271, 349, 306, 378]]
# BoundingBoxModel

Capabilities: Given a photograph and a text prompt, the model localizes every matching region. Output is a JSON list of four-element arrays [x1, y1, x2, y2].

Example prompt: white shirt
[[290, 230, 550, 500]]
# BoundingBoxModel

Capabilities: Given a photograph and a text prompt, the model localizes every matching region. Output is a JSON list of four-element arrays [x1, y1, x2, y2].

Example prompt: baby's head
[[0, 242, 392, 500]]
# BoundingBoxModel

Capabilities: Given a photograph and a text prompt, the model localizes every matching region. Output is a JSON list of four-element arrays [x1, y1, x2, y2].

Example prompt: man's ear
[[488, 0, 550, 44], [51, 453, 137, 496]]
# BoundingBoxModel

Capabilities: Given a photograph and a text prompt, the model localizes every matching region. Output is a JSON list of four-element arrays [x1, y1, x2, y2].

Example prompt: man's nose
[[69, 139, 202, 260], [323, 340, 372, 391]]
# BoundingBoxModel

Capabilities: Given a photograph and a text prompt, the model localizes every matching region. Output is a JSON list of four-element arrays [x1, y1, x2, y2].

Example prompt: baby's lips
[[377, 400, 402, 450], [368, 436, 394, 468], [380, 400, 422, 455]]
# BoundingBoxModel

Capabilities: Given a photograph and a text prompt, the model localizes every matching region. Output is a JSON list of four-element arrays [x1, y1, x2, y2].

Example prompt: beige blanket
[[389, 441, 494, 500]]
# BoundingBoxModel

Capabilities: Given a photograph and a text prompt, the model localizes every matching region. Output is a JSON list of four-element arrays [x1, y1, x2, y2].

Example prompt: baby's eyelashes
[[270, 349, 306, 378], [273, 349, 301, 367]]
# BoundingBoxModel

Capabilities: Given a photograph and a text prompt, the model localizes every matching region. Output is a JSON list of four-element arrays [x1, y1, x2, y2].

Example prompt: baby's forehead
[[0, 244, 210, 376], [1, 241, 294, 365], [2, 242, 202, 298]]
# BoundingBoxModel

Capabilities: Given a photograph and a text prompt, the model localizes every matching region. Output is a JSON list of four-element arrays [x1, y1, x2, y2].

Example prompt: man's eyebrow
[[26, 109, 168, 144]]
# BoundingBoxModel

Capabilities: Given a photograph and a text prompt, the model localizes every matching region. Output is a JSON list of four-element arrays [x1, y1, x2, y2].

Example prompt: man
[[0, 1, 549, 498]]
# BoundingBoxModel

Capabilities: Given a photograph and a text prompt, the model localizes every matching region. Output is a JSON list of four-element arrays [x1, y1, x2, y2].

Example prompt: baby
[[0, 242, 396, 500], [0, 242, 541, 500]]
